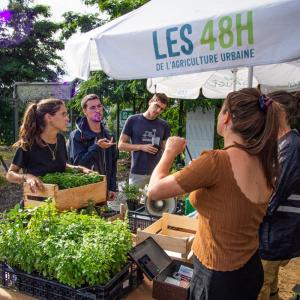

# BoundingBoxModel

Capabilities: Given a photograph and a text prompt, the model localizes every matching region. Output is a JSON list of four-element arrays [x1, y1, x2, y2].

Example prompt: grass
[[0, 146, 14, 177], [0, 174, 8, 187], [0, 146, 15, 161]]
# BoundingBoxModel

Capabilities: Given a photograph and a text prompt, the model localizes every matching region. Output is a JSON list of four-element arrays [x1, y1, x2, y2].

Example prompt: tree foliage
[[0, 0, 64, 86], [83, 0, 149, 19], [60, 12, 104, 41], [69, 71, 150, 112], [0, 0, 64, 144]]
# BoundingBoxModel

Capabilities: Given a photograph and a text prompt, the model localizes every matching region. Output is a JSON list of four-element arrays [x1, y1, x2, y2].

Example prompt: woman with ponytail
[[258, 91, 300, 300], [147, 88, 281, 300], [6, 98, 88, 193]]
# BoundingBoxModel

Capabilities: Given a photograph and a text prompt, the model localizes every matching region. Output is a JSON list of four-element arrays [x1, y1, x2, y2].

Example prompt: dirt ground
[[0, 147, 299, 299], [278, 258, 300, 300], [0, 146, 23, 212]]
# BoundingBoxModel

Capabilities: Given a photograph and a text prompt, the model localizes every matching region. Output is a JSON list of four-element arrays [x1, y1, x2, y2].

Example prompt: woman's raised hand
[[165, 136, 186, 156]]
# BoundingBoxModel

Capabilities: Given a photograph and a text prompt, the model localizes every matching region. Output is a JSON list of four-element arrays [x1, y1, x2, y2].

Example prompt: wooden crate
[[23, 176, 107, 211], [136, 213, 198, 262]]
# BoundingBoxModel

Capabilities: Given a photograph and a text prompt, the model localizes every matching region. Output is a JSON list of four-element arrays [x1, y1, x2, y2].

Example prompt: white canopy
[[147, 61, 300, 99], [65, 0, 300, 80]]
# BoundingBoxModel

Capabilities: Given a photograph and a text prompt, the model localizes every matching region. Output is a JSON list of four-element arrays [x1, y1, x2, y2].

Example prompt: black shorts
[[189, 251, 263, 300]]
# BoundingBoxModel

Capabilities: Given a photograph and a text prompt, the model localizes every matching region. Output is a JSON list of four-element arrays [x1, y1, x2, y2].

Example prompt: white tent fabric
[[65, 10, 136, 80], [147, 61, 300, 99], [65, 0, 300, 80]]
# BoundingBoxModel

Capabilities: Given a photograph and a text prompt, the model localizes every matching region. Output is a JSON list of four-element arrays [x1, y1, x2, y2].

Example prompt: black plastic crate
[[175, 199, 185, 215], [126, 199, 143, 211], [0, 261, 140, 300], [128, 207, 160, 233], [128, 200, 185, 233], [127, 261, 144, 294]]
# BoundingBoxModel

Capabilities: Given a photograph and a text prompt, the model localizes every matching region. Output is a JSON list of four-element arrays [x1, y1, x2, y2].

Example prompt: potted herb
[[122, 183, 143, 211], [80, 200, 118, 219]]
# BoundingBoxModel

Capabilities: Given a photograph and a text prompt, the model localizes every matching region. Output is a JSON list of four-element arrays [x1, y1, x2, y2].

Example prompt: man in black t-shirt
[[67, 94, 117, 200], [118, 93, 170, 188]]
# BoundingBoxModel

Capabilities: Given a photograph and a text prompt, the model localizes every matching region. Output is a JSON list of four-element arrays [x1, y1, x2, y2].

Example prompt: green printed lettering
[[200, 20, 216, 50], [219, 16, 234, 49], [236, 11, 253, 46]]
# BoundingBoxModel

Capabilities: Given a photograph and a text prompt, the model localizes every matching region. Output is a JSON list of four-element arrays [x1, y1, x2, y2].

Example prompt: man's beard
[[91, 113, 102, 122]]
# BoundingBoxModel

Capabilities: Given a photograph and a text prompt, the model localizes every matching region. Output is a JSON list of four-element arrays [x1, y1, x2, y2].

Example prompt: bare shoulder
[[226, 147, 257, 164], [225, 147, 271, 204]]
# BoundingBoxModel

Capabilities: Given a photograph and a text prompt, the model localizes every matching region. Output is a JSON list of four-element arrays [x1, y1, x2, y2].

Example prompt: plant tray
[[23, 176, 107, 211], [0, 260, 142, 300], [136, 213, 198, 262]]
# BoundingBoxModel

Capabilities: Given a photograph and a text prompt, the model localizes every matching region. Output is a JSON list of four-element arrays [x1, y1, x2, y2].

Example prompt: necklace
[[46, 142, 57, 161]]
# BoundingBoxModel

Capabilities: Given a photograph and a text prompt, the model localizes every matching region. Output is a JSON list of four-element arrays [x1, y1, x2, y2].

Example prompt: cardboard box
[[129, 237, 193, 300], [137, 213, 198, 262], [23, 176, 107, 211]]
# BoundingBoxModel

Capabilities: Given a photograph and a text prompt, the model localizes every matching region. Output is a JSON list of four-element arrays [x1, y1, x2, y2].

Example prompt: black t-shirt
[[12, 133, 67, 176]]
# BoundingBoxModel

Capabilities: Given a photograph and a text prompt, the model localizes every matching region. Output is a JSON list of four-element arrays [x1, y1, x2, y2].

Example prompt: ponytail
[[13, 99, 64, 150], [13, 102, 40, 150], [224, 88, 281, 189], [258, 101, 281, 189], [268, 91, 300, 124]]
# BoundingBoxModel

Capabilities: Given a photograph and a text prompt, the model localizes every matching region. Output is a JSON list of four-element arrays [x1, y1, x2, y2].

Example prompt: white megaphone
[[144, 196, 177, 217]]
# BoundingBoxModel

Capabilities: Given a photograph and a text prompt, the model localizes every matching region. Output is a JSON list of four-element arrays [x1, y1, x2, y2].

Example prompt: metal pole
[[133, 99, 136, 114], [116, 100, 120, 159], [248, 66, 254, 88], [232, 69, 237, 91], [13, 84, 19, 141], [0, 155, 8, 172], [70, 107, 73, 128], [177, 99, 184, 167], [178, 99, 184, 136], [185, 146, 193, 161]]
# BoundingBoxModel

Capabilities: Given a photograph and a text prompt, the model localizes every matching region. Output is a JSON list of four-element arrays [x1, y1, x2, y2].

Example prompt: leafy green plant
[[80, 200, 115, 218], [122, 182, 142, 202], [0, 202, 132, 287], [118, 151, 131, 160], [40, 170, 103, 189]]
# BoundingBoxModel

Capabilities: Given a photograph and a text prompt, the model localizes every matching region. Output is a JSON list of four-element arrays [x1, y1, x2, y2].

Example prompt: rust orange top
[[173, 150, 268, 271]]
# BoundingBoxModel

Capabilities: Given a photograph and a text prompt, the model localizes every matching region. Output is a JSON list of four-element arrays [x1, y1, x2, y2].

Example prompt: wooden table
[[0, 277, 154, 300]]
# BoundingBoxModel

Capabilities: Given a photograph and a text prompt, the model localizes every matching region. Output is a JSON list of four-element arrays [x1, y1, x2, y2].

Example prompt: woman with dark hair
[[258, 91, 300, 300], [148, 88, 282, 300], [6, 98, 88, 193]]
